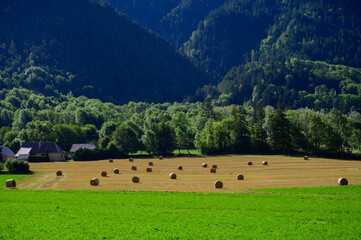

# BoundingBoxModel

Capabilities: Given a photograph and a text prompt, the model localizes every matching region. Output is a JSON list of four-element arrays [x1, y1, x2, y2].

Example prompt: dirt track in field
[[18, 155, 361, 193]]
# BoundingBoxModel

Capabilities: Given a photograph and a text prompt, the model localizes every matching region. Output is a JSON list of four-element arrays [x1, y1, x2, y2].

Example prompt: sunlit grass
[[0, 186, 360, 239]]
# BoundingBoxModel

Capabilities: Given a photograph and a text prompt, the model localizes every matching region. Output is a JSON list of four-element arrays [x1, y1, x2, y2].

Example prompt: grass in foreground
[[0, 186, 361, 239], [253, 185, 361, 196]]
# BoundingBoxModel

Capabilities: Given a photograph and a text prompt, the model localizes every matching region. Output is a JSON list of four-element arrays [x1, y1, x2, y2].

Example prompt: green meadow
[[1, 186, 360, 239]]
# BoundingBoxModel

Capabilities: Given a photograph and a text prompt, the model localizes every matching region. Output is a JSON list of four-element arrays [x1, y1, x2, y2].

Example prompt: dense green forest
[[208, 0, 361, 109], [1, 0, 361, 160], [107, 0, 361, 111], [0, 0, 208, 104], [1, 0, 360, 109], [1, 88, 361, 159]]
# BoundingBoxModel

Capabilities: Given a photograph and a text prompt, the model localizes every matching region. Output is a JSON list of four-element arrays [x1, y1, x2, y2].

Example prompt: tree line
[[1, 87, 361, 159]]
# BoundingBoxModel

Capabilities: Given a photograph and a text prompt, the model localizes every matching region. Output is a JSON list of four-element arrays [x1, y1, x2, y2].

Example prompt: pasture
[[0, 187, 360, 239], [16, 155, 361, 192]]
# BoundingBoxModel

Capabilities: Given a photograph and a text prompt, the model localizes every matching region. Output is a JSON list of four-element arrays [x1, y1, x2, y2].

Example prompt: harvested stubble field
[[0, 187, 361, 239], [17, 155, 361, 192]]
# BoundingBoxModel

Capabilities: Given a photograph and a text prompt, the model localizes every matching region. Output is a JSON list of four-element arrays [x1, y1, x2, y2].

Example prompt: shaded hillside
[[159, 0, 227, 48], [106, 0, 180, 30], [182, 0, 278, 77], [105, 0, 361, 85], [0, 0, 208, 103]]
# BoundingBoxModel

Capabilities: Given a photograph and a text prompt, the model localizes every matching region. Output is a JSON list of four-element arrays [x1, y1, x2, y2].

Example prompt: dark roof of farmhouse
[[21, 142, 65, 154], [0, 146, 15, 157], [70, 143, 98, 153]]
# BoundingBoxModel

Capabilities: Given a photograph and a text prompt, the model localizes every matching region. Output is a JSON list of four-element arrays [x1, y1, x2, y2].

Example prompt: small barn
[[70, 143, 98, 153], [0, 146, 16, 162], [16, 142, 65, 161]]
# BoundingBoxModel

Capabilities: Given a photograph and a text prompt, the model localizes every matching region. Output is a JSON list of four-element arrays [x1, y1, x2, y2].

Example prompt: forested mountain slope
[[106, 0, 180, 30], [108, 0, 361, 112], [182, 0, 278, 77], [183, 0, 361, 77], [158, 0, 227, 48], [213, 0, 361, 110], [0, 0, 208, 103]]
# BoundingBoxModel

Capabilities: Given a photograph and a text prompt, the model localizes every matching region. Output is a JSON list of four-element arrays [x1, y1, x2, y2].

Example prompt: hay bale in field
[[212, 164, 217, 169], [210, 168, 216, 173], [202, 163, 208, 168], [132, 176, 140, 183], [214, 181, 223, 189], [237, 174, 244, 180], [113, 168, 119, 174], [169, 173, 177, 179], [146, 167, 152, 172], [148, 161, 154, 166], [304, 156, 309, 160], [131, 166, 137, 171], [262, 161, 268, 166], [90, 178, 99, 186], [6, 179, 16, 188], [109, 158, 113, 163], [159, 156, 163, 160], [248, 161, 253, 166], [101, 171, 107, 177], [56, 170, 62, 176], [338, 178, 348, 186], [129, 158, 134, 162], [177, 165, 183, 170]]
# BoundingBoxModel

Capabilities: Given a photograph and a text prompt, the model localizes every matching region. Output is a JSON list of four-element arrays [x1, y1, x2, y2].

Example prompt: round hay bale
[[159, 156, 163, 160], [237, 174, 244, 180], [202, 163, 208, 168], [214, 181, 223, 189], [101, 171, 107, 177], [146, 167, 152, 172], [132, 176, 140, 183], [131, 166, 137, 171], [113, 168, 119, 174], [338, 178, 348, 186], [262, 161, 268, 166], [5, 179, 16, 188], [109, 158, 113, 163], [90, 178, 99, 186], [177, 165, 183, 170], [56, 170, 62, 176], [169, 173, 177, 179], [248, 161, 253, 166], [210, 168, 216, 173], [148, 161, 154, 166], [304, 156, 309, 160], [212, 164, 217, 169], [129, 158, 134, 162]]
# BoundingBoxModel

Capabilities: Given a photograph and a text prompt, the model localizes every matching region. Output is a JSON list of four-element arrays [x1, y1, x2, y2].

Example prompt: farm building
[[16, 142, 65, 161], [0, 146, 16, 162], [69, 143, 98, 153]]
